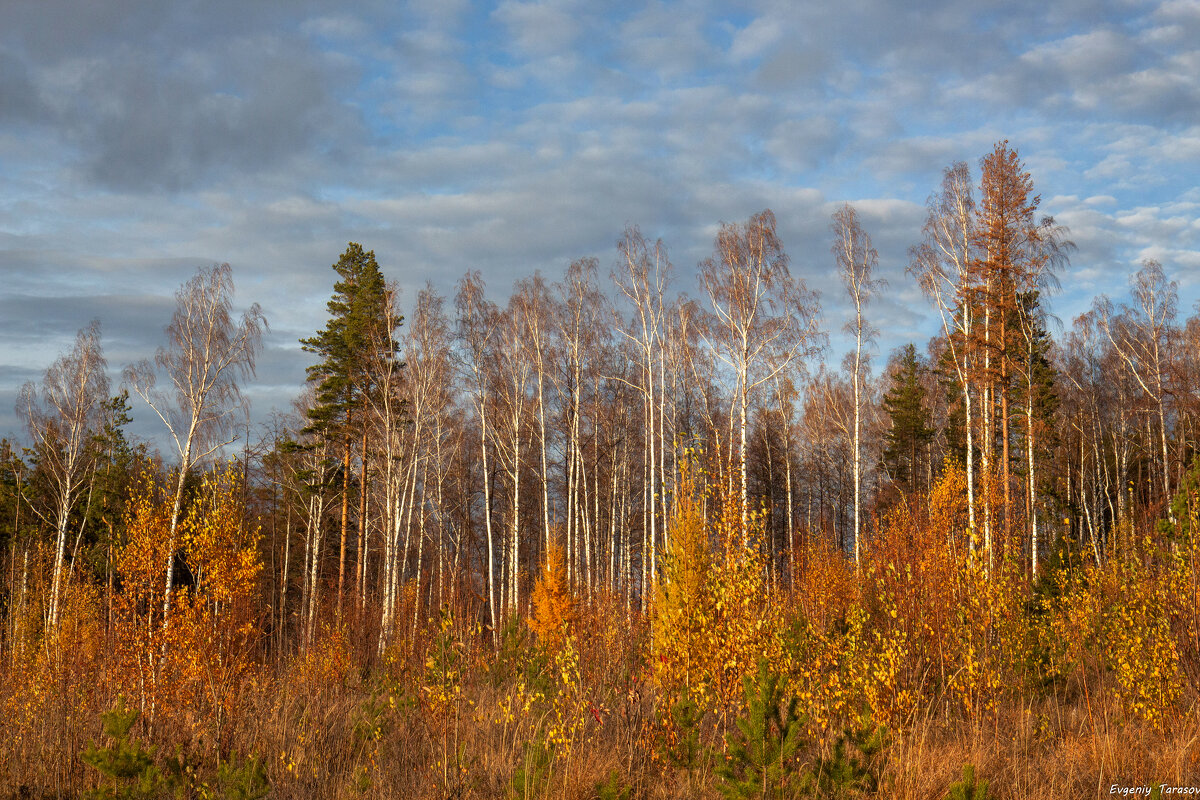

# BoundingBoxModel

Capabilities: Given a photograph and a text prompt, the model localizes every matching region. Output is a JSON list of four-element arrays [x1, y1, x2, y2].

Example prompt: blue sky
[[2, 0, 1199, 446]]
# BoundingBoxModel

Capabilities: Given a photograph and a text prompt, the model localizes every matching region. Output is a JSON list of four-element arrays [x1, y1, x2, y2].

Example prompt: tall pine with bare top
[[969, 141, 1069, 573]]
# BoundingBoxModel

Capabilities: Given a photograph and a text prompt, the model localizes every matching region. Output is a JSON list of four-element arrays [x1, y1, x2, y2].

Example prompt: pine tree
[[81, 698, 173, 800], [300, 242, 399, 615], [966, 141, 1069, 558], [714, 658, 806, 800], [301, 243, 395, 435], [946, 764, 993, 800], [806, 709, 888, 798], [882, 344, 934, 497]]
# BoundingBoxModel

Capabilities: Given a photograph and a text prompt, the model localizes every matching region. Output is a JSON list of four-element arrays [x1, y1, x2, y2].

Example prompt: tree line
[[3, 139, 1198, 657]]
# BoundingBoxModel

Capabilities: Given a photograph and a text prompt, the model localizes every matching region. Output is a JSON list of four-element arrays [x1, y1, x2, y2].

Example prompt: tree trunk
[[357, 429, 369, 613], [337, 437, 350, 620], [1027, 383, 1038, 577]]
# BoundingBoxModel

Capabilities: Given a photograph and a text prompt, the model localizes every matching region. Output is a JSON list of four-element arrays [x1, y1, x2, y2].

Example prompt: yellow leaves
[[544, 636, 588, 754], [651, 457, 783, 743], [1099, 561, 1182, 727], [111, 463, 264, 727], [1036, 552, 1185, 728]]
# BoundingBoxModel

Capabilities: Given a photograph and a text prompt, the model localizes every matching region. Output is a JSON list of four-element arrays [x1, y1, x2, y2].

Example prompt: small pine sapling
[[594, 768, 632, 800], [213, 756, 270, 800], [655, 691, 706, 792], [806, 707, 889, 797], [510, 737, 553, 800], [714, 658, 806, 800], [80, 698, 175, 800], [946, 764, 993, 800]]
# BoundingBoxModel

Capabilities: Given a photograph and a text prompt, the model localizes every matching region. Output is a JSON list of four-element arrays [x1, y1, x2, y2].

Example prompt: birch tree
[[493, 297, 533, 618], [910, 163, 979, 558], [125, 263, 265, 647], [513, 274, 556, 564], [455, 271, 501, 636], [554, 258, 607, 593], [832, 203, 884, 566], [701, 209, 818, 530], [614, 227, 671, 592], [19, 321, 108, 629], [1097, 260, 1177, 508]]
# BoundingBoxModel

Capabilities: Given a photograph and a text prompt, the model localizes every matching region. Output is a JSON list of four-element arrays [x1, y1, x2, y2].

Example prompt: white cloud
[[491, 0, 582, 58], [729, 16, 784, 62]]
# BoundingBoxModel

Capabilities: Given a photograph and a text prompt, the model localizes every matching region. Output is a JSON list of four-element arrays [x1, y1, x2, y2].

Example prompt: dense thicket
[[2, 142, 1199, 798]]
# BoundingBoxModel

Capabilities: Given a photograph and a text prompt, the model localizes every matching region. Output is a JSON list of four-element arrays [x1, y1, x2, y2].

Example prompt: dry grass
[[2, 614, 1195, 800]]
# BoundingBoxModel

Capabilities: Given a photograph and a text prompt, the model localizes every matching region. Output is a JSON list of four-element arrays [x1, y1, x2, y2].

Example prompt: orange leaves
[[792, 535, 856, 633], [289, 624, 353, 694], [529, 540, 576, 650]]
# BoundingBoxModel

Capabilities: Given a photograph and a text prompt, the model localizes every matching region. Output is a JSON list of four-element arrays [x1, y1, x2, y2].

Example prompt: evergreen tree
[[81, 697, 173, 800], [946, 764, 993, 800], [882, 344, 934, 496], [806, 709, 888, 797], [937, 342, 969, 469], [301, 243, 396, 434], [714, 658, 806, 800], [0, 439, 31, 572], [1015, 290, 1061, 574], [301, 242, 400, 616], [1015, 292, 1060, 475], [88, 392, 140, 594]]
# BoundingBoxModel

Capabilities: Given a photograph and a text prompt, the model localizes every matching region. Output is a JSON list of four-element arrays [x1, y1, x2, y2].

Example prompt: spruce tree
[[1015, 290, 1060, 574], [1015, 293, 1059, 470], [882, 344, 934, 496]]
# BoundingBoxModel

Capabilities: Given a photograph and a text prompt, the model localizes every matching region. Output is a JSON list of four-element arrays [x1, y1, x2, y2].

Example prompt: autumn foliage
[[0, 449, 1197, 798], [529, 540, 576, 649], [110, 467, 261, 737]]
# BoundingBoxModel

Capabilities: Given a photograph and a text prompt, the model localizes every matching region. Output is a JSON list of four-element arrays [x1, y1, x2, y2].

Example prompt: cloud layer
[[3, 0, 1199, 444]]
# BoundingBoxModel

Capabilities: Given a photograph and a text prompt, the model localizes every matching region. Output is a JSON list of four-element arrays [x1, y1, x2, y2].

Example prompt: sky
[[3, 0, 1200, 448]]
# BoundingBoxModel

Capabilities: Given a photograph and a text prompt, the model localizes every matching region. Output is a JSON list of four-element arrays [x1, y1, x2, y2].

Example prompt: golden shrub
[[529, 540, 576, 650], [110, 465, 263, 735]]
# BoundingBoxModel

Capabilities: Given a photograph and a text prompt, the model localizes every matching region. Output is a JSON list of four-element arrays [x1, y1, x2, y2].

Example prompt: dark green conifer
[[1015, 291, 1060, 485], [946, 764, 993, 800], [882, 344, 934, 495], [301, 242, 397, 435], [715, 658, 806, 800], [806, 707, 888, 797], [81, 697, 172, 800], [300, 243, 399, 614]]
